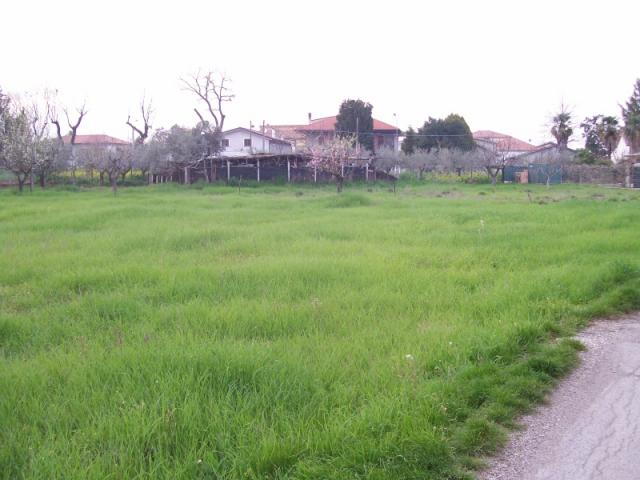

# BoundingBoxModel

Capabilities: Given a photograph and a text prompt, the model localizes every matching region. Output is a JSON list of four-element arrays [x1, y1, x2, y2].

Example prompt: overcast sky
[[3, 0, 638, 146]]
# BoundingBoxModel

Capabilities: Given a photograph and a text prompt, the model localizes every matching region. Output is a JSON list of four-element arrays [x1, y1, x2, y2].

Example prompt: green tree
[[415, 114, 474, 152], [401, 126, 417, 154], [622, 79, 640, 154], [580, 115, 620, 159], [335, 99, 374, 153]]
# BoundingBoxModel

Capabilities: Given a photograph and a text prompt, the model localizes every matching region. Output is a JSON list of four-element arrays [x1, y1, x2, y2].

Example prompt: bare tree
[[533, 150, 572, 187], [28, 93, 61, 188], [406, 149, 440, 179], [181, 70, 233, 131], [82, 145, 131, 193], [126, 97, 153, 145], [50, 100, 87, 183]]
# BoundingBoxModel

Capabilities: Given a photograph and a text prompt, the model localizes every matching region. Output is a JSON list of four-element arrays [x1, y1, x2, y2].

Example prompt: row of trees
[[0, 70, 233, 192], [548, 80, 640, 166]]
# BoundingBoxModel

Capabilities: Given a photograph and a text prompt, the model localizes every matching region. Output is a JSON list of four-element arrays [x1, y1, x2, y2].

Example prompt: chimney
[[308, 112, 312, 123]]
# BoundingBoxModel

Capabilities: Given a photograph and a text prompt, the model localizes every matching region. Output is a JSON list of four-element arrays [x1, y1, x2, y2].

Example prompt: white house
[[219, 127, 293, 157]]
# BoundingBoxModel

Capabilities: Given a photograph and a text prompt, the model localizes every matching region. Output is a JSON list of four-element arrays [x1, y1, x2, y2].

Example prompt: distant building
[[61, 134, 130, 149], [512, 143, 576, 164], [261, 124, 307, 151], [266, 114, 400, 153], [473, 130, 537, 159], [219, 127, 293, 157]]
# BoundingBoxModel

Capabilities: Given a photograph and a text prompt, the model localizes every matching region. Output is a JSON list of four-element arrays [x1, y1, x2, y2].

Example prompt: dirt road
[[480, 314, 640, 480]]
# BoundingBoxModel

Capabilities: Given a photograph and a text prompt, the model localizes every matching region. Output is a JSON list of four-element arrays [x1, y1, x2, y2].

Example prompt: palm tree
[[622, 79, 640, 155], [551, 105, 574, 149], [601, 116, 621, 159]]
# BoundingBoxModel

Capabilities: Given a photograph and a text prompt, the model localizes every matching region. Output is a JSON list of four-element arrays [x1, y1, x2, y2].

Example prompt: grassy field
[[1, 182, 640, 479]]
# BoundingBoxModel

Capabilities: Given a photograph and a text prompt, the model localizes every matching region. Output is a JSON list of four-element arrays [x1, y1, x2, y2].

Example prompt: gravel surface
[[479, 313, 640, 480]]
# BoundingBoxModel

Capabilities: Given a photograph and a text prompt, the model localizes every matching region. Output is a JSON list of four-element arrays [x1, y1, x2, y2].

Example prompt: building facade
[[220, 127, 293, 157]]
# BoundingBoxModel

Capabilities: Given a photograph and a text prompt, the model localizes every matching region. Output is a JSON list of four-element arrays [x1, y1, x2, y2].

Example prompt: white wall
[[221, 129, 292, 155]]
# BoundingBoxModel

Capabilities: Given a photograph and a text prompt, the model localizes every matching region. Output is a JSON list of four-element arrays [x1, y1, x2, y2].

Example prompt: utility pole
[[356, 116, 360, 157], [249, 121, 253, 155], [393, 113, 398, 151], [262, 120, 265, 153]]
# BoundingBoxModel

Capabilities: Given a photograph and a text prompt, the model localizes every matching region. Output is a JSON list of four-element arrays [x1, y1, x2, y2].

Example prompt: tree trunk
[[39, 173, 45, 188], [99, 172, 104, 186], [336, 176, 343, 193], [203, 158, 210, 183], [17, 177, 25, 192], [110, 174, 118, 194]]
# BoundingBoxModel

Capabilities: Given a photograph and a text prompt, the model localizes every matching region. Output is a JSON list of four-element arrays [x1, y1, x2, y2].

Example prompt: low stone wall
[[563, 165, 625, 185]]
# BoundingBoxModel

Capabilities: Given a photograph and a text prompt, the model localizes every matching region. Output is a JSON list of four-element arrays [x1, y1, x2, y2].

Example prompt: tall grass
[[1, 183, 639, 479]]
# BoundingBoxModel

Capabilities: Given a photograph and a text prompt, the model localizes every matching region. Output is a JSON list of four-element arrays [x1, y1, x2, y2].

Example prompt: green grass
[[1, 182, 640, 479]]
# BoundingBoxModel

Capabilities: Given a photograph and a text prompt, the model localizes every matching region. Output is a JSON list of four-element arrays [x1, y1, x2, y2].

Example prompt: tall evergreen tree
[[622, 79, 640, 154], [581, 115, 620, 159], [335, 99, 374, 152], [401, 126, 417, 154]]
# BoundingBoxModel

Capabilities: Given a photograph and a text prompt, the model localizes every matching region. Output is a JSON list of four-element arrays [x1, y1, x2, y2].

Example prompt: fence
[[504, 164, 625, 186]]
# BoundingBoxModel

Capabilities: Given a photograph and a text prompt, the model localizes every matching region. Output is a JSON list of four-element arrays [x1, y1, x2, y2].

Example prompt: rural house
[[266, 114, 400, 153], [219, 127, 293, 157], [61, 134, 130, 149], [473, 130, 537, 159]]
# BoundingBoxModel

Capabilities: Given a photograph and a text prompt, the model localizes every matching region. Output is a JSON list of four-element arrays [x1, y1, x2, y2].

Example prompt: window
[[222, 139, 230, 147], [244, 138, 252, 147]]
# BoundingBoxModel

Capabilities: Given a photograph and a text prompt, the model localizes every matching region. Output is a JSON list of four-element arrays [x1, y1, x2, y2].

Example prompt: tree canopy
[[401, 126, 417, 154], [551, 106, 574, 148], [580, 115, 620, 159], [414, 114, 474, 152], [335, 99, 374, 153], [622, 78, 640, 154]]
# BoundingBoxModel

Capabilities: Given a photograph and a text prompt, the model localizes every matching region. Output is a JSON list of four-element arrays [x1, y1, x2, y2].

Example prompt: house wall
[[515, 147, 576, 165], [373, 133, 399, 152], [303, 131, 399, 152], [221, 130, 292, 155]]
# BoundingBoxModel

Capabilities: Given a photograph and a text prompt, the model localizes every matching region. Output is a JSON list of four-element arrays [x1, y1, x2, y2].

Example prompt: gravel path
[[479, 313, 640, 480]]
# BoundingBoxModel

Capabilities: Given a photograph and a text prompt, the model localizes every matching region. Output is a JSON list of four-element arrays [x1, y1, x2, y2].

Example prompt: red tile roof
[[62, 134, 130, 146], [297, 116, 398, 132], [473, 130, 536, 152], [263, 124, 306, 141]]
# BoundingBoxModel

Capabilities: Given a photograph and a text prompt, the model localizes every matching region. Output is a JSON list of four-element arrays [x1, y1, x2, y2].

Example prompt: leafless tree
[[126, 97, 153, 145], [536, 150, 574, 187], [81, 145, 131, 193], [50, 100, 87, 183], [27, 93, 61, 188], [181, 70, 234, 131]]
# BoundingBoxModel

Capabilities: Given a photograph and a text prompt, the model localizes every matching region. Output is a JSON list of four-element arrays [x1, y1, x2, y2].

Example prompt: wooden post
[[287, 159, 291, 182], [341, 164, 344, 178], [314, 166, 317, 183], [365, 163, 369, 182], [227, 160, 231, 181], [257, 159, 260, 183], [184, 167, 189, 185]]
